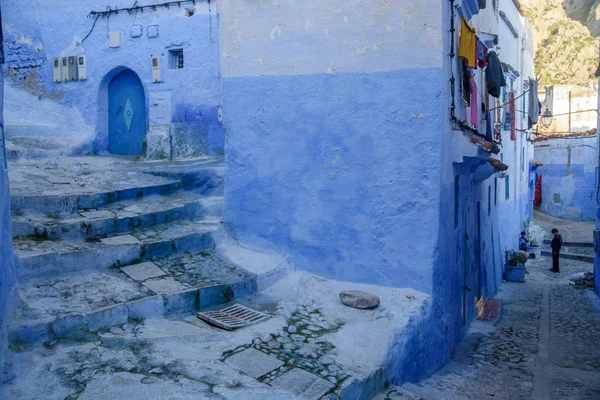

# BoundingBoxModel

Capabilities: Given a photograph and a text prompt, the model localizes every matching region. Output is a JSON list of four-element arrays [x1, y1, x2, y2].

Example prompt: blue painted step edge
[[540, 250, 593, 263], [542, 239, 593, 247], [10, 277, 258, 343]]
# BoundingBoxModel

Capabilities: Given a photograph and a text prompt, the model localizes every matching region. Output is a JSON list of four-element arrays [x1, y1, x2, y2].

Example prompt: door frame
[[96, 66, 147, 154]]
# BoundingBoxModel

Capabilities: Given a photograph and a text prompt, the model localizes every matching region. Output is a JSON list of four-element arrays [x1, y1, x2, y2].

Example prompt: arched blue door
[[109, 70, 146, 155]]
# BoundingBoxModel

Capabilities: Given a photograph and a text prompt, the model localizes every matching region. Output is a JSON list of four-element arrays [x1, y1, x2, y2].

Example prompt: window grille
[[169, 49, 184, 69]]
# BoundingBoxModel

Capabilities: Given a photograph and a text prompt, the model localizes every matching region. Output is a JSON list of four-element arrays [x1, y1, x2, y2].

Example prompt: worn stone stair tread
[[14, 218, 219, 255], [8, 155, 223, 197], [12, 193, 224, 239], [11, 250, 257, 343]]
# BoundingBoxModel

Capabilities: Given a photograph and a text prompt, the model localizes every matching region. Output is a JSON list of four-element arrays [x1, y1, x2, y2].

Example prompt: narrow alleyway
[[378, 212, 600, 400]]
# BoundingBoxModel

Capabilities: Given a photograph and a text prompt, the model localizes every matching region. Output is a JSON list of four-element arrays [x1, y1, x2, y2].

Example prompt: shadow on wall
[[0, 169, 18, 384]]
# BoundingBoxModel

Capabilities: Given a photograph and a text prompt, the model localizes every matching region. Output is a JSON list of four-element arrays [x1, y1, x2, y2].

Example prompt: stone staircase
[[540, 239, 594, 263], [8, 157, 258, 344], [3, 157, 432, 400]]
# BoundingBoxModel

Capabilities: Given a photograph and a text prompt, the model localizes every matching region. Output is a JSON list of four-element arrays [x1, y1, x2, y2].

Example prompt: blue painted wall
[[218, 0, 534, 385], [1, 0, 223, 158], [0, 5, 18, 382], [222, 70, 443, 293], [219, 1, 444, 294], [534, 137, 596, 221]]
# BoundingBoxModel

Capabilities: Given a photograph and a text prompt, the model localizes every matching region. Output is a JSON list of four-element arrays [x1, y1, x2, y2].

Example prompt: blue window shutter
[[505, 175, 510, 200]]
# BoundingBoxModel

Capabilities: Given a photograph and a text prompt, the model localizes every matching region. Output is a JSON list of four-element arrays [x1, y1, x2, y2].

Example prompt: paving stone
[[121, 262, 167, 282], [223, 348, 284, 379], [142, 277, 187, 294], [270, 368, 336, 399], [100, 235, 141, 246], [339, 290, 380, 309], [79, 210, 115, 220]]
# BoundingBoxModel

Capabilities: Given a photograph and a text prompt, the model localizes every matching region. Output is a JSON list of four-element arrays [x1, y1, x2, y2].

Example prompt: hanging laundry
[[485, 110, 493, 141], [486, 51, 506, 98], [482, 69, 489, 110], [494, 124, 501, 141], [458, 0, 482, 21], [459, 18, 477, 69], [503, 92, 511, 132], [509, 92, 516, 140], [470, 77, 479, 129], [530, 79, 539, 124], [462, 60, 471, 106], [534, 175, 542, 208], [478, 41, 487, 68]]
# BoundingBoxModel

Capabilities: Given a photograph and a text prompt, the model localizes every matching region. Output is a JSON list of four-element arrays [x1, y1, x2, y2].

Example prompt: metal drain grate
[[197, 304, 271, 331]]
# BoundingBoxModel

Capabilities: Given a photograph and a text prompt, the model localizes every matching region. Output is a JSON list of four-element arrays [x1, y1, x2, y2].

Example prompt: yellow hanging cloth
[[459, 18, 477, 68]]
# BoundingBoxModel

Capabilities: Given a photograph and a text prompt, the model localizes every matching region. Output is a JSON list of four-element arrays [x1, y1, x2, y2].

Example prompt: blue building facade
[[218, 0, 535, 382], [534, 137, 596, 222], [1, 0, 223, 158], [0, 0, 535, 385], [0, 5, 18, 383]]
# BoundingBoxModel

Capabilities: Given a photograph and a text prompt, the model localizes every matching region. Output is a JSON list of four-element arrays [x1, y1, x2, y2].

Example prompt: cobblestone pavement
[[377, 213, 600, 400]]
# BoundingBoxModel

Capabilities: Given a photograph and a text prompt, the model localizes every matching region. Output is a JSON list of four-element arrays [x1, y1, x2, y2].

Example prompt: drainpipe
[[595, 41, 600, 296], [568, 90, 572, 132]]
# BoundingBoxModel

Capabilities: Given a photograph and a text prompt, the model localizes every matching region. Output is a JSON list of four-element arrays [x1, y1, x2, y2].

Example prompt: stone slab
[[224, 348, 284, 379], [100, 234, 141, 246], [79, 210, 115, 220], [121, 262, 167, 282], [142, 277, 187, 294], [271, 368, 336, 399]]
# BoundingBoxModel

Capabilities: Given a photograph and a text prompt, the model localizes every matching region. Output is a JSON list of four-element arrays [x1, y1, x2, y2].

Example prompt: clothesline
[[487, 87, 532, 111]]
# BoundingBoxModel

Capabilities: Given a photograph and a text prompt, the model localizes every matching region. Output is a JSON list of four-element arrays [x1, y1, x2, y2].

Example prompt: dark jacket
[[519, 237, 528, 250], [551, 234, 562, 252], [486, 51, 506, 98]]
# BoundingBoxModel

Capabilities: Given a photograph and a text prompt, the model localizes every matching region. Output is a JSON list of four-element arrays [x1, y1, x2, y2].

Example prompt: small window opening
[[553, 193, 561, 204], [169, 49, 184, 69]]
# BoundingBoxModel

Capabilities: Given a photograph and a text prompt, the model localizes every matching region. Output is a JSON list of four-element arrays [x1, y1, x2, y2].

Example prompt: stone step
[[10, 250, 257, 343], [11, 192, 223, 240], [540, 249, 594, 263], [542, 239, 593, 247], [540, 242, 594, 262], [13, 218, 220, 279], [11, 180, 182, 215], [9, 156, 224, 214]]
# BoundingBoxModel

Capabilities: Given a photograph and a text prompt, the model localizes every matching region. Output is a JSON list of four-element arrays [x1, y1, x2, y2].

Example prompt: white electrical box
[[52, 58, 62, 82], [61, 57, 69, 82], [109, 32, 120, 48], [68, 56, 78, 81], [151, 56, 161, 83], [77, 55, 87, 80]]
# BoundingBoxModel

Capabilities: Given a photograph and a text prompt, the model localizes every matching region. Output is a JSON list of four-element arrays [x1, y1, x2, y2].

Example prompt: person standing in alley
[[550, 228, 562, 273]]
